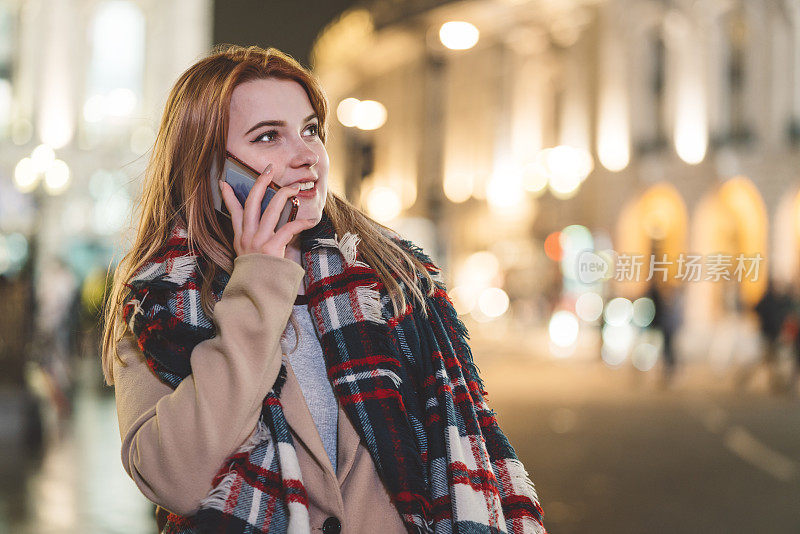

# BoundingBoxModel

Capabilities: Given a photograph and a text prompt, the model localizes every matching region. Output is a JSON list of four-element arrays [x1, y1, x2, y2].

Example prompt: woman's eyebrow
[[245, 113, 318, 135]]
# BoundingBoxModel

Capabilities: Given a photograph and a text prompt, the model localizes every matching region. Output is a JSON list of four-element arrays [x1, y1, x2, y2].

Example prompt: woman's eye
[[253, 124, 318, 143], [254, 130, 278, 143]]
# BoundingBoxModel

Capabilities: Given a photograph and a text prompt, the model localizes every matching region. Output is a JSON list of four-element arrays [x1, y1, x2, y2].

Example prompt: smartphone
[[210, 151, 299, 230]]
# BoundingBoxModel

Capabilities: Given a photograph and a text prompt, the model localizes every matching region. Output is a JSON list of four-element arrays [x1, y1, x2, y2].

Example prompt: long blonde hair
[[101, 44, 437, 386]]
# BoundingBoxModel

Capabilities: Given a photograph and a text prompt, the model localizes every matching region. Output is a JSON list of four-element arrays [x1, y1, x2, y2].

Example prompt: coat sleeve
[[112, 252, 306, 516]]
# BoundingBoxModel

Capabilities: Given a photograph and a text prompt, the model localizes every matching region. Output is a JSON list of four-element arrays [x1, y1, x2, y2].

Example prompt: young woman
[[102, 44, 546, 534]]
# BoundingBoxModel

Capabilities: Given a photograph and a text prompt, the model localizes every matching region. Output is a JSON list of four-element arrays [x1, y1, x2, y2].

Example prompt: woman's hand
[[219, 163, 317, 260]]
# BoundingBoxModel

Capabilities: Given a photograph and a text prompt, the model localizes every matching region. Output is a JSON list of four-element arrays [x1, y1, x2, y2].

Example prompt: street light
[[354, 100, 387, 130], [14, 158, 38, 193], [549, 310, 580, 348], [13, 146, 71, 196], [44, 160, 70, 195], [477, 287, 510, 318], [364, 184, 401, 222], [31, 144, 55, 173], [336, 98, 388, 131], [439, 21, 479, 50], [336, 98, 361, 128]]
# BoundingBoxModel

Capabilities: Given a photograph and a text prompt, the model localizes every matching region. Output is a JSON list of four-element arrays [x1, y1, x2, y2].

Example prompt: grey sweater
[[280, 303, 339, 473]]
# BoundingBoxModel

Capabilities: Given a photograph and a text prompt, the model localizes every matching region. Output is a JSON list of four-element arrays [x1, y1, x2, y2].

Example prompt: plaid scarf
[[121, 211, 546, 534]]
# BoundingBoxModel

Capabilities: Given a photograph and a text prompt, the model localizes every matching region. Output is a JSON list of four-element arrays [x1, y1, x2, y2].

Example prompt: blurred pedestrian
[[738, 279, 791, 393], [647, 282, 683, 387]]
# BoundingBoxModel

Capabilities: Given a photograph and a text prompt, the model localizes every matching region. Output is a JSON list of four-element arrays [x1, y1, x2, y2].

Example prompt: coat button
[[322, 516, 341, 534]]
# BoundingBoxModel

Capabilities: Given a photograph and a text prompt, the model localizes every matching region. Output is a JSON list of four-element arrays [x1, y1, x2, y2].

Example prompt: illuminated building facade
[[311, 0, 800, 363]]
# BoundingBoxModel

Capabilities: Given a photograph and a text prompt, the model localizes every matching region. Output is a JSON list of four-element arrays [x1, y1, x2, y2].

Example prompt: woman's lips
[[295, 181, 317, 199]]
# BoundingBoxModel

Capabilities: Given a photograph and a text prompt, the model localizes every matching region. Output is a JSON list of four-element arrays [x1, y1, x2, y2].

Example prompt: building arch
[[689, 176, 768, 322], [615, 182, 688, 297]]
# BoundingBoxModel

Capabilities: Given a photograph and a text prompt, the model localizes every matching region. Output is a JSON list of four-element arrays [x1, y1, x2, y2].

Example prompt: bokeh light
[[575, 292, 604, 322], [456, 251, 501, 289], [43, 159, 70, 195], [604, 297, 633, 326], [31, 144, 55, 174], [364, 185, 402, 222], [14, 158, 38, 193], [486, 166, 525, 210], [632, 297, 656, 328], [549, 310, 580, 347], [354, 100, 387, 130], [632, 342, 659, 371], [449, 285, 478, 315], [478, 287, 510, 318], [544, 231, 563, 261], [601, 322, 636, 367], [539, 145, 594, 199], [443, 171, 475, 203], [439, 21, 480, 50], [336, 97, 361, 127]]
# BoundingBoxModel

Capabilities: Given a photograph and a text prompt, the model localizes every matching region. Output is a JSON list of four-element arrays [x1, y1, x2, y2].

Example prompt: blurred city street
[[472, 335, 800, 534]]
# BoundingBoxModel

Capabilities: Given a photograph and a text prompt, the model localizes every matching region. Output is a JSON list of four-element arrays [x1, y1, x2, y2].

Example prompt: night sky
[[213, 0, 360, 68]]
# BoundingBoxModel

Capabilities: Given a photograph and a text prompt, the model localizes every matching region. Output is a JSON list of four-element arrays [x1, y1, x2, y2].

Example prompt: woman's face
[[226, 78, 329, 224]]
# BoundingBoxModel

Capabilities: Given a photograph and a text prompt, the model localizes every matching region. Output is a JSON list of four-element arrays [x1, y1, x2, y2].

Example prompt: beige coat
[[113, 253, 407, 533]]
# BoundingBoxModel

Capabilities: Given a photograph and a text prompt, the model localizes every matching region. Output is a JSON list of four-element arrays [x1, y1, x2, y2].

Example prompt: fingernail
[[264, 163, 273, 173]]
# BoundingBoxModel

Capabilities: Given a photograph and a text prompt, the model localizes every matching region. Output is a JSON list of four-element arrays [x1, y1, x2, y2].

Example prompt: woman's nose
[[289, 138, 319, 168]]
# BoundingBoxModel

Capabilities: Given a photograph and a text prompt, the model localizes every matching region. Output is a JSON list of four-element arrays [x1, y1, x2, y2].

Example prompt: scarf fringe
[[164, 254, 198, 285], [356, 283, 386, 324], [504, 458, 540, 503], [311, 232, 369, 268], [200, 419, 271, 510], [313, 231, 384, 324], [500, 458, 546, 534]]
